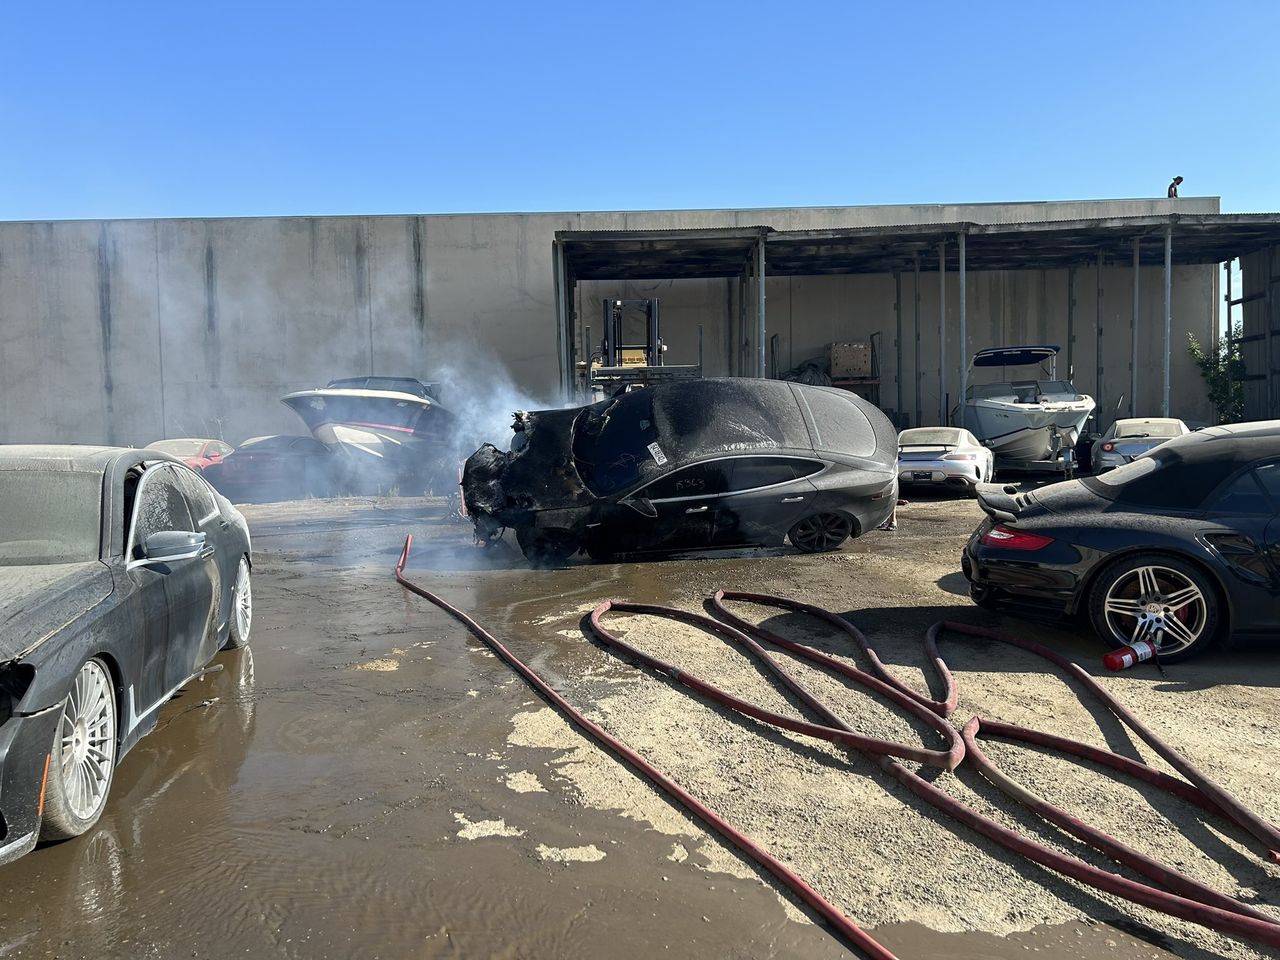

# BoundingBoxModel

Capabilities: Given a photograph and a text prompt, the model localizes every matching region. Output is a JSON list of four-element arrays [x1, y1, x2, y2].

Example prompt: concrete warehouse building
[[1, 196, 1278, 447]]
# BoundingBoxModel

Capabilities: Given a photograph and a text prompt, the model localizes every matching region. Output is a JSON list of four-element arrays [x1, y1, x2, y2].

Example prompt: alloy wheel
[[234, 557, 253, 641], [58, 659, 117, 822], [790, 513, 853, 553], [1101, 564, 1207, 656]]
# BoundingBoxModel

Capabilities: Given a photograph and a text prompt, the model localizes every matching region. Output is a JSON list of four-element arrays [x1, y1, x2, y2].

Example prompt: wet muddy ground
[[1, 493, 1277, 959]]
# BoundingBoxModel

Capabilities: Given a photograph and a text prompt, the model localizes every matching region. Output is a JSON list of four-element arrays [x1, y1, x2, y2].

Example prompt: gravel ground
[[480, 494, 1280, 959]]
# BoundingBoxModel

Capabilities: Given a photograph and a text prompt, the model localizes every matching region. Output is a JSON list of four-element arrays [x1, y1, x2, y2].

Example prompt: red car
[[146, 438, 234, 472]]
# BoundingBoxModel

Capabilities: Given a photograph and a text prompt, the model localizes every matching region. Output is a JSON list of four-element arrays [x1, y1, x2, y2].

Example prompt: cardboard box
[[829, 342, 872, 378]]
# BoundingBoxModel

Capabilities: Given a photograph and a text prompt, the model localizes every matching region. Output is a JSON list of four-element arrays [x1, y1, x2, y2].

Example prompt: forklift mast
[[601, 299, 663, 367]]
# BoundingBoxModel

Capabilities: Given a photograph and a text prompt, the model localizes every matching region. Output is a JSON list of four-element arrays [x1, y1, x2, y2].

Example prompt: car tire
[[517, 528, 579, 566], [223, 555, 253, 649], [1086, 553, 1222, 663], [788, 513, 854, 553], [40, 658, 118, 842]]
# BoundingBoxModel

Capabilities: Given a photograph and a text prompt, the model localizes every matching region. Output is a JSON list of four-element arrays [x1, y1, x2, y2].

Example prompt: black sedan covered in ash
[[963, 421, 1280, 662], [463, 378, 898, 563], [0, 446, 253, 864]]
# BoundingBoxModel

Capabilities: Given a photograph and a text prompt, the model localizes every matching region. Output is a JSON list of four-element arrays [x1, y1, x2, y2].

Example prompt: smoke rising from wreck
[[433, 342, 562, 457]]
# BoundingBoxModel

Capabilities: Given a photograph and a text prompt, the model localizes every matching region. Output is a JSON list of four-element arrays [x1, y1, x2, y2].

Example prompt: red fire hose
[[395, 538, 1280, 954], [394, 536, 899, 960]]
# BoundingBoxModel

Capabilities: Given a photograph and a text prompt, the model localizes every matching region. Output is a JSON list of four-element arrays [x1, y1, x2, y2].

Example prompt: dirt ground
[[1, 492, 1277, 959]]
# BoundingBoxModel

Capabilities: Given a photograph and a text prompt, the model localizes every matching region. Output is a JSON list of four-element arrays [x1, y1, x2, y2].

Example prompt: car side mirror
[[142, 530, 206, 563], [624, 497, 658, 518], [208, 451, 222, 462]]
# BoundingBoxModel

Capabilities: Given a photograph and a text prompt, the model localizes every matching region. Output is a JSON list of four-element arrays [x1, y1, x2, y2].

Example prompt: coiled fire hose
[[395, 537, 1280, 955]]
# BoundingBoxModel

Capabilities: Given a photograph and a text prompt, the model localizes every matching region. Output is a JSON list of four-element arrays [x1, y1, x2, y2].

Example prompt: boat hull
[[281, 389, 459, 493], [963, 398, 1094, 462]]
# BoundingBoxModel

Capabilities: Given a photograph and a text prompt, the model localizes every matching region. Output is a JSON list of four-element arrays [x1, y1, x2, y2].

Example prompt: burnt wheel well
[[1073, 547, 1232, 631]]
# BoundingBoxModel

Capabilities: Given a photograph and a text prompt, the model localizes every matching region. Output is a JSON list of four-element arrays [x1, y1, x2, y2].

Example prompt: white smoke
[[431, 340, 565, 456]]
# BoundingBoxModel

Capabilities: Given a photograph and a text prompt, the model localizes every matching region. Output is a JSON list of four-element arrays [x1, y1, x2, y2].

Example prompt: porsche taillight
[[980, 525, 1054, 551]]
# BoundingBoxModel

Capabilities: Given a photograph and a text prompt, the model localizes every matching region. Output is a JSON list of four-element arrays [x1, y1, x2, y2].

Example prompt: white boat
[[960, 346, 1094, 464], [281, 377, 458, 491]]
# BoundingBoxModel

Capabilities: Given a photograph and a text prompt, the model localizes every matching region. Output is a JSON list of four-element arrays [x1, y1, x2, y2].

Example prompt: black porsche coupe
[[963, 421, 1280, 662], [0, 445, 253, 864]]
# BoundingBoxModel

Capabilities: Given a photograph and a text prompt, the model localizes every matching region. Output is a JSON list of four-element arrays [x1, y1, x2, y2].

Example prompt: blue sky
[[3, 0, 1278, 220]]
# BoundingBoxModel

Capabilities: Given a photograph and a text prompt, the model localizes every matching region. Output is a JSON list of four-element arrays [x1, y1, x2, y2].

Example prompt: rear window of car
[[1113, 421, 1184, 439], [1083, 446, 1249, 509], [0, 470, 102, 564], [801, 390, 877, 456], [899, 429, 962, 446], [149, 439, 205, 457]]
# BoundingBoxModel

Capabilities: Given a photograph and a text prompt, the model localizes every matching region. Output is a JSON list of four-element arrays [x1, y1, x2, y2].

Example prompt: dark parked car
[[204, 435, 344, 501], [0, 445, 253, 864], [145, 438, 234, 472], [463, 378, 898, 563], [962, 421, 1280, 662]]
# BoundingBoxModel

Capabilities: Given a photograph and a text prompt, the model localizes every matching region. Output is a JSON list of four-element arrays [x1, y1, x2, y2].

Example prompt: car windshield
[[0, 470, 102, 564], [900, 429, 962, 446], [149, 439, 205, 456], [572, 392, 658, 497], [1114, 421, 1183, 439]]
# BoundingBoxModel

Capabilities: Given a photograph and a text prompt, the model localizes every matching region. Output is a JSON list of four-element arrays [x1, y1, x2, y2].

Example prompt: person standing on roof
[[1168, 176, 1184, 198]]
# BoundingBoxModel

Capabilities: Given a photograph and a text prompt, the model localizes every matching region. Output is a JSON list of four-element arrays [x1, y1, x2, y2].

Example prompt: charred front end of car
[[461, 408, 596, 555]]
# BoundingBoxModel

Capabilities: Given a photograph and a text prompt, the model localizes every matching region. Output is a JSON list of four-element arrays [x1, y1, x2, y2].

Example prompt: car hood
[[0, 561, 113, 662]]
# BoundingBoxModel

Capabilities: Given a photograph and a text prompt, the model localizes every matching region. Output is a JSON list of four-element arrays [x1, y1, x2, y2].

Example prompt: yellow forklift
[[578, 299, 703, 398]]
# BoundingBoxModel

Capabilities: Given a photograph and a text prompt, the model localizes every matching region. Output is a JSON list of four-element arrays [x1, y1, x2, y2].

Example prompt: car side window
[[174, 466, 218, 523], [131, 465, 196, 559], [727, 457, 823, 492], [1255, 463, 1280, 508], [641, 461, 734, 500], [1210, 471, 1272, 515]]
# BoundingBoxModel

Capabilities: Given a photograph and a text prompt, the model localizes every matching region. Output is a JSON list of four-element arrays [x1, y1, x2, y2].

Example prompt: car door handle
[[685, 506, 708, 514], [781, 496, 805, 503], [199, 546, 216, 560]]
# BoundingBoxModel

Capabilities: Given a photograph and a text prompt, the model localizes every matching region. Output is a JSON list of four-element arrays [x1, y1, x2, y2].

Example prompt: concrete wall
[[0, 198, 1218, 446]]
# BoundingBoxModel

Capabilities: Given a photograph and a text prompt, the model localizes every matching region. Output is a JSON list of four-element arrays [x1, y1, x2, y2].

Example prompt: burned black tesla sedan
[[0, 445, 253, 865], [963, 421, 1280, 662], [462, 378, 898, 563]]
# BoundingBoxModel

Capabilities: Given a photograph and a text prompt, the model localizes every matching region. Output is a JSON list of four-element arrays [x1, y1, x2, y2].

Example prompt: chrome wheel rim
[[59, 660, 116, 821], [234, 557, 252, 641], [792, 514, 853, 552], [1102, 565, 1207, 656]]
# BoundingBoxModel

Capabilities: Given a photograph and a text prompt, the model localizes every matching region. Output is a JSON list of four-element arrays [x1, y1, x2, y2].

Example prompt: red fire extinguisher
[[1103, 639, 1157, 671]]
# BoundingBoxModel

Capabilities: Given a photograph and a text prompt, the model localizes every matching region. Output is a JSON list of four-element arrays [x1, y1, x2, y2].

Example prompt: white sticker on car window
[[647, 442, 668, 466]]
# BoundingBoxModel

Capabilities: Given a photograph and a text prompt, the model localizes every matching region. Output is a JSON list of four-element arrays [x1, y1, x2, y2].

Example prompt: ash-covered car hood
[[0, 561, 114, 662]]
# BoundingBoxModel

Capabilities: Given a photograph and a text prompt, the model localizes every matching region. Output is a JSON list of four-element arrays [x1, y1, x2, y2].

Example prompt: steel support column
[[1095, 250, 1104, 429], [1131, 238, 1140, 416], [1066, 266, 1075, 377], [958, 232, 968, 414], [1225, 259, 1234, 404], [893, 269, 903, 417], [552, 239, 570, 399], [913, 251, 922, 427], [755, 236, 767, 378], [938, 239, 947, 425], [1163, 224, 1173, 416]]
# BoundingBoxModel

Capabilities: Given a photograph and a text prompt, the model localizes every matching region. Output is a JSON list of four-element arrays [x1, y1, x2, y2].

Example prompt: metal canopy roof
[[558, 213, 1280, 280]]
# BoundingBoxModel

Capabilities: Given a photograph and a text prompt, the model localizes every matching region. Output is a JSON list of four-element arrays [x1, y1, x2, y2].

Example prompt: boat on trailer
[[960, 345, 1094, 473]]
